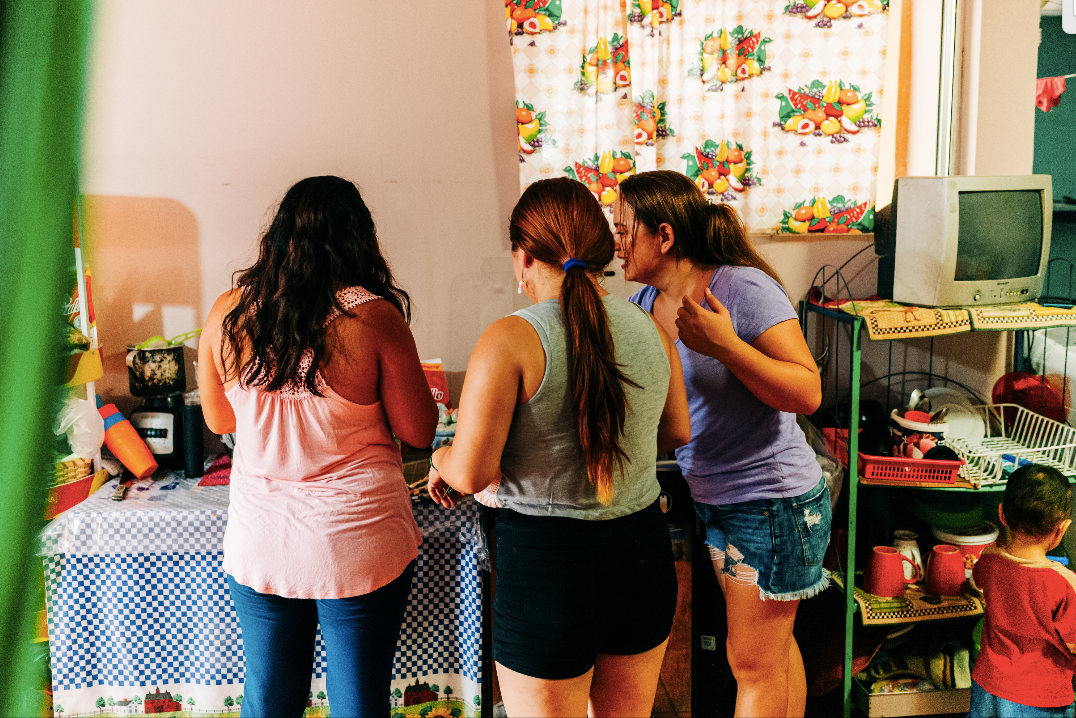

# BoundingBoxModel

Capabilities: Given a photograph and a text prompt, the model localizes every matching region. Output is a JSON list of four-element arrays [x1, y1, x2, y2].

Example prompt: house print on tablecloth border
[[144, 687, 182, 714], [404, 679, 438, 706]]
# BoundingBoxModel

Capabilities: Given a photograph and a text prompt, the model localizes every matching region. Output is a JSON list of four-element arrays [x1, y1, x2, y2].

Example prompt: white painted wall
[[81, 0, 1042, 416]]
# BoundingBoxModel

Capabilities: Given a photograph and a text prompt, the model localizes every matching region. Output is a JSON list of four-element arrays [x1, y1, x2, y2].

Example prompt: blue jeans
[[694, 476, 831, 600], [969, 680, 1076, 717], [227, 561, 414, 718]]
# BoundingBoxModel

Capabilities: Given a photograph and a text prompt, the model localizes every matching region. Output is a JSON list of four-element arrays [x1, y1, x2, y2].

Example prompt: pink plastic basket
[[858, 452, 964, 486]]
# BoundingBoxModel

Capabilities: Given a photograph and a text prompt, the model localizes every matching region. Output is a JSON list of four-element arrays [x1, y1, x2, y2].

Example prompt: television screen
[[954, 190, 1043, 281]]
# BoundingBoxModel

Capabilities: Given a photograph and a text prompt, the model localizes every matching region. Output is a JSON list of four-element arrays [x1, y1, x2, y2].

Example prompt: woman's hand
[[427, 448, 467, 508], [675, 288, 738, 360], [427, 470, 464, 508], [676, 286, 821, 414]]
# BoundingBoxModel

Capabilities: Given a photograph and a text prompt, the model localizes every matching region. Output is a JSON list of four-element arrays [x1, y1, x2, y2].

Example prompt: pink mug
[[867, 546, 920, 597], [926, 544, 966, 596]]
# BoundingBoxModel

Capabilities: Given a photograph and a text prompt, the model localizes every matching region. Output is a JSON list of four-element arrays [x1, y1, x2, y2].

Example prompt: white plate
[[923, 387, 986, 441]]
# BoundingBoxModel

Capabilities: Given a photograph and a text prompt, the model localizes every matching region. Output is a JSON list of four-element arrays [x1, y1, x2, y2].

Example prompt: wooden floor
[[651, 559, 691, 717]]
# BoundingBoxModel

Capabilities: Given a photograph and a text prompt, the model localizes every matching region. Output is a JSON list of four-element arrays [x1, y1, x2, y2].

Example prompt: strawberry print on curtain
[[509, 0, 889, 234]]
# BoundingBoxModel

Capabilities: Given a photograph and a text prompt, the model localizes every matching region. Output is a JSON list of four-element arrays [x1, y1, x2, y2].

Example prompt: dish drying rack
[[945, 403, 1076, 486]]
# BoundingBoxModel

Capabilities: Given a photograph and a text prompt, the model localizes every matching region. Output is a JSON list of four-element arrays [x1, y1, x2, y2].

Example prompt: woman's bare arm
[[198, 290, 240, 434], [676, 288, 820, 414], [428, 316, 536, 496]]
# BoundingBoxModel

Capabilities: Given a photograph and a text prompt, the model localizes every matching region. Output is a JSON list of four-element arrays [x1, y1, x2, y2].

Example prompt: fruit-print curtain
[[509, 0, 888, 234]]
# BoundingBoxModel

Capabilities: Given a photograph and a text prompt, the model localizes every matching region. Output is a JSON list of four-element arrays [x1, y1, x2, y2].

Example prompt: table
[[39, 472, 485, 718]]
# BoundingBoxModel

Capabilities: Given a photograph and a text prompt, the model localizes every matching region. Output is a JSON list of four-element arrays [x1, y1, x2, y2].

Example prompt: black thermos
[[183, 399, 204, 477]]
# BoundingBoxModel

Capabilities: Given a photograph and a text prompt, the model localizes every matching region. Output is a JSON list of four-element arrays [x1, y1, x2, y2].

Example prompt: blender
[[126, 343, 186, 471]]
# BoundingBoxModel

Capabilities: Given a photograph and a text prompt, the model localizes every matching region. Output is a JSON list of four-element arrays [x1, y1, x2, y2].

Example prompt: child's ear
[[1051, 519, 1074, 551], [998, 503, 1008, 527]]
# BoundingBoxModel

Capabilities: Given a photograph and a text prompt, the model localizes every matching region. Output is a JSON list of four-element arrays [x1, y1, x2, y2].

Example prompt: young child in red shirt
[[970, 464, 1076, 717]]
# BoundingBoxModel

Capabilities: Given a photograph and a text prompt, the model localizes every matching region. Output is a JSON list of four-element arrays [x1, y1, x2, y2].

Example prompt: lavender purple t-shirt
[[629, 265, 820, 505]]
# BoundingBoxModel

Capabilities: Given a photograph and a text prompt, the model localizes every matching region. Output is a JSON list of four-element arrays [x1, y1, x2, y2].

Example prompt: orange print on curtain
[[681, 140, 759, 202], [508, 0, 565, 39]]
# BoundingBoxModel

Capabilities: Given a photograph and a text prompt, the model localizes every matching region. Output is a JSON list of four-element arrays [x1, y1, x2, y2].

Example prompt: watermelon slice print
[[775, 79, 880, 142], [779, 196, 875, 234], [692, 26, 772, 88]]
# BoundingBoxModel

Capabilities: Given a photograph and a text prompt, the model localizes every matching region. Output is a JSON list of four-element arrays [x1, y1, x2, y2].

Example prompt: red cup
[[926, 544, 966, 596], [867, 546, 920, 597]]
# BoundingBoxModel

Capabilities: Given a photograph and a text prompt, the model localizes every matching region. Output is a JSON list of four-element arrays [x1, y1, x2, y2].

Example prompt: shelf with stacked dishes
[[799, 297, 1076, 718]]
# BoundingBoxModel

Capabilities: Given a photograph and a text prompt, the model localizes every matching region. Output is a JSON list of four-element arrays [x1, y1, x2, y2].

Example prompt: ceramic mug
[[867, 546, 920, 598], [926, 544, 966, 596], [892, 529, 924, 582]]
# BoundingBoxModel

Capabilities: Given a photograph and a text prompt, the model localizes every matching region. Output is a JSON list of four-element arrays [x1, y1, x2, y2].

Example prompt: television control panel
[[971, 286, 1031, 303]]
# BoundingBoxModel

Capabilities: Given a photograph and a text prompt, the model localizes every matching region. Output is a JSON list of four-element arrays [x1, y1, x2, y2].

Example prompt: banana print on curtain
[[509, 0, 889, 234]]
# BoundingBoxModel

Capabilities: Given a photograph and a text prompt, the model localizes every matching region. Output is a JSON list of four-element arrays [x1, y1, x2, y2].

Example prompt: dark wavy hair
[[618, 170, 783, 287], [221, 176, 411, 395], [510, 177, 639, 504]]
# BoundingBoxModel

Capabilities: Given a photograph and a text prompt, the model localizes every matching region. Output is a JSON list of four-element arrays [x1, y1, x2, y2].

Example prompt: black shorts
[[492, 499, 678, 680]]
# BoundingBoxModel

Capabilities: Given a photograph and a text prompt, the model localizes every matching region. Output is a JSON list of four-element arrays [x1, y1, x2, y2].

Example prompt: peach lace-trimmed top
[[222, 286, 421, 599]]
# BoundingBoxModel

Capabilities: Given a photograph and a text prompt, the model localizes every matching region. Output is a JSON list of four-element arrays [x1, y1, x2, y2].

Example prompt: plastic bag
[[798, 415, 844, 510], [55, 394, 105, 459]]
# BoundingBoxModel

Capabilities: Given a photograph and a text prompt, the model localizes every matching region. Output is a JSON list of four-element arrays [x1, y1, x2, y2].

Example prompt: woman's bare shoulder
[[208, 288, 243, 319]]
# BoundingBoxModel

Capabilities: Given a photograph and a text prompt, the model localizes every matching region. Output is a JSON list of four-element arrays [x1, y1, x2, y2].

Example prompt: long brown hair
[[618, 170, 783, 286], [509, 177, 638, 504], [221, 176, 411, 394]]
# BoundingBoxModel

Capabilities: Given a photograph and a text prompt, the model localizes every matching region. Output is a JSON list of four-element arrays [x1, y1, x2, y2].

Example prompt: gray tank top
[[495, 295, 671, 520]]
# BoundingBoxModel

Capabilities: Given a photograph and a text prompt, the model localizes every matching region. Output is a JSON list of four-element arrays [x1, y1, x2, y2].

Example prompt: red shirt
[[972, 546, 1076, 708]]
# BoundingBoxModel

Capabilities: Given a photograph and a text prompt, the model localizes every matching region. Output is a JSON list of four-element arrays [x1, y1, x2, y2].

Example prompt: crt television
[[875, 175, 1053, 307]]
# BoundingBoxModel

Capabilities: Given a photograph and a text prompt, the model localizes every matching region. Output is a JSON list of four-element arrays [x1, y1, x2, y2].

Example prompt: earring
[[517, 280, 524, 295]]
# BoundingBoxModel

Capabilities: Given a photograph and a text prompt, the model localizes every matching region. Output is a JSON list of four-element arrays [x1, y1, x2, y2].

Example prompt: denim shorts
[[694, 476, 831, 601], [493, 499, 678, 680]]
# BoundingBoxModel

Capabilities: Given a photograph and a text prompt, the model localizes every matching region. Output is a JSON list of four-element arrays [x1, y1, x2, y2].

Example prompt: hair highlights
[[509, 177, 638, 504]]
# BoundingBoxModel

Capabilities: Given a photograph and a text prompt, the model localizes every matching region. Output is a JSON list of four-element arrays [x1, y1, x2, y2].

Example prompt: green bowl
[[900, 489, 985, 531]]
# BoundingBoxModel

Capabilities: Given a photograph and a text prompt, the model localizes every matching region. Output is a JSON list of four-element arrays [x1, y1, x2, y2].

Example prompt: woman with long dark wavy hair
[[616, 170, 828, 718], [198, 176, 437, 718], [426, 177, 691, 717]]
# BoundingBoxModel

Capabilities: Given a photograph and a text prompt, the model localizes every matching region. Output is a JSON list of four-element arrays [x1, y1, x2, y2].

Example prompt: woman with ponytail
[[616, 170, 827, 718], [198, 176, 438, 717], [426, 177, 690, 717]]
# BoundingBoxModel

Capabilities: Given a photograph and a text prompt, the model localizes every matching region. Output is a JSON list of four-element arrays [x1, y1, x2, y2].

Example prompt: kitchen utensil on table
[[926, 544, 966, 595], [891, 530, 924, 582], [183, 391, 204, 478], [866, 546, 920, 597]]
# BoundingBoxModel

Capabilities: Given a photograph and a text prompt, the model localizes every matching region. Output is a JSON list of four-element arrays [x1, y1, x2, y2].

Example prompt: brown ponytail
[[619, 170, 784, 287], [509, 178, 639, 504]]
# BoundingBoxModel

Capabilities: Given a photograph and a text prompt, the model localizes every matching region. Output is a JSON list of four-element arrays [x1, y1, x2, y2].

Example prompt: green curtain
[[0, 0, 90, 714]]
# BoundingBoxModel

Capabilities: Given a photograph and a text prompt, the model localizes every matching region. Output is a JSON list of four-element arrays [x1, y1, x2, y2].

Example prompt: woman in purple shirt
[[617, 171, 829, 718]]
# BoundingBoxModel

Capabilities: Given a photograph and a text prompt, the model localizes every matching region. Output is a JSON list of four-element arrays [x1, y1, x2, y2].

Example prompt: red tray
[[858, 452, 964, 486]]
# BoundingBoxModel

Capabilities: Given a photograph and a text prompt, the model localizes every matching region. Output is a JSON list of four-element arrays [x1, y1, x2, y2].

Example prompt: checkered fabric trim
[[862, 307, 972, 340], [48, 551, 248, 690], [969, 304, 1076, 331], [45, 502, 483, 692], [396, 502, 483, 683]]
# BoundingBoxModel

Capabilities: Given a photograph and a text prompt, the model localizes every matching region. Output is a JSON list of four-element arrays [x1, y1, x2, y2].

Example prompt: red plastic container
[[858, 452, 964, 486]]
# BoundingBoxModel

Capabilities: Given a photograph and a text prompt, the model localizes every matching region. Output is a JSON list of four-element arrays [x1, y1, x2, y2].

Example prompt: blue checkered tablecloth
[[41, 473, 483, 716]]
